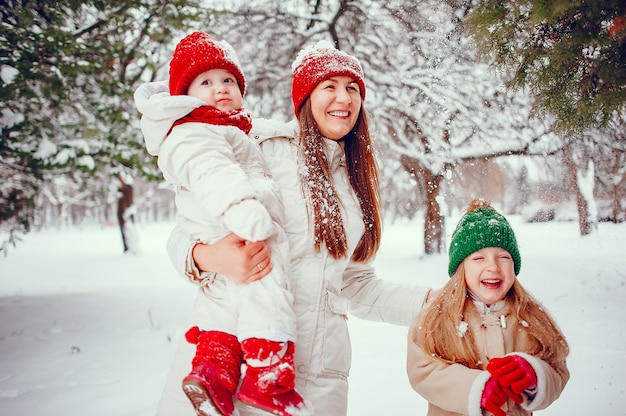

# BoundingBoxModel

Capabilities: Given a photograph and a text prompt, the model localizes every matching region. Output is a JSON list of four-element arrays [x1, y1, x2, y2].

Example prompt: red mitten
[[481, 377, 507, 416], [487, 355, 537, 403]]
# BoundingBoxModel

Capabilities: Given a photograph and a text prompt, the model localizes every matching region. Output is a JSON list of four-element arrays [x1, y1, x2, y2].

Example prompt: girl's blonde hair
[[415, 264, 569, 369], [297, 99, 382, 261]]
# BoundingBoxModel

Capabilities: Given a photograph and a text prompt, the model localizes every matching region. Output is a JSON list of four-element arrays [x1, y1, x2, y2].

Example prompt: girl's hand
[[487, 355, 537, 403], [480, 377, 507, 416], [192, 233, 273, 284]]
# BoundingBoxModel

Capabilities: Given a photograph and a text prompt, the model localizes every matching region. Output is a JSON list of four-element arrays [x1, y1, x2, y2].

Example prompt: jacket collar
[[468, 290, 507, 315]]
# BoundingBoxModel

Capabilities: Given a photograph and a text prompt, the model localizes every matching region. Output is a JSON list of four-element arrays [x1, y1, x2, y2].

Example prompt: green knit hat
[[448, 199, 521, 276]]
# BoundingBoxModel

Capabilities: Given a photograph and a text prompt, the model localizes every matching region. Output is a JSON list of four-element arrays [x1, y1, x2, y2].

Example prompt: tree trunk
[[563, 143, 595, 236], [116, 175, 135, 253], [423, 169, 445, 254], [401, 155, 445, 255], [611, 155, 626, 222]]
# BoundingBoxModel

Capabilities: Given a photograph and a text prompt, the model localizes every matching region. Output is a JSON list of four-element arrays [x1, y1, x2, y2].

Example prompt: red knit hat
[[291, 40, 366, 117], [169, 31, 246, 96]]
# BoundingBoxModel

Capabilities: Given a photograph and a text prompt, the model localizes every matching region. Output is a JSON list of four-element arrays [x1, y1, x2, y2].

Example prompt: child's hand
[[223, 199, 273, 241], [480, 377, 507, 416], [487, 355, 537, 404]]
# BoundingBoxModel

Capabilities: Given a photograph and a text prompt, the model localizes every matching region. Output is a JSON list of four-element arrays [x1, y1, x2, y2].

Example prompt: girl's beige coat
[[407, 301, 569, 416]]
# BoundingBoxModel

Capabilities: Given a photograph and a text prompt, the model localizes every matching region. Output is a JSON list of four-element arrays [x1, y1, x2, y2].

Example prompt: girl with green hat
[[407, 198, 570, 416]]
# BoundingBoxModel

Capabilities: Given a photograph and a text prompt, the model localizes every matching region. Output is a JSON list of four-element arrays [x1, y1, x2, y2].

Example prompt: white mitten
[[222, 199, 273, 241]]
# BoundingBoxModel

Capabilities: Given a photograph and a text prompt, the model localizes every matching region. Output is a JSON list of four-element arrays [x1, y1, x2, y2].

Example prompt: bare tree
[[204, 0, 567, 253]]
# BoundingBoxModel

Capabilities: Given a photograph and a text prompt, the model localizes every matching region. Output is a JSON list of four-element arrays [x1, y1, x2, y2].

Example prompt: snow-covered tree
[[460, 0, 626, 236], [0, 0, 210, 253], [4, 0, 623, 256], [359, 0, 563, 253], [462, 0, 626, 134], [563, 138, 597, 235], [534, 109, 626, 236], [583, 111, 626, 224], [144, 0, 567, 254]]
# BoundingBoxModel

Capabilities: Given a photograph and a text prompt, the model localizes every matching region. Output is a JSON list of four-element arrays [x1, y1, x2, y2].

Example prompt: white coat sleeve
[[513, 352, 570, 412], [222, 199, 273, 242], [166, 223, 212, 285], [340, 258, 430, 326], [159, 125, 271, 240]]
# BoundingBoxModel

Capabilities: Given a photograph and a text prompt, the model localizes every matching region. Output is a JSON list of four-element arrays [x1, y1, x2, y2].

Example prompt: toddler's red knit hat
[[291, 40, 366, 117], [169, 31, 246, 96]]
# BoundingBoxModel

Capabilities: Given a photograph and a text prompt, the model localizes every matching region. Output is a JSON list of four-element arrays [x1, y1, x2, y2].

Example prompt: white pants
[[155, 292, 280, 416], [195, 264, 296, 343]]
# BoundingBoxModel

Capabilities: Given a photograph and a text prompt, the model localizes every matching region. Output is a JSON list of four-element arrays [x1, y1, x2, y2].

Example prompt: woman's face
[[463, 247, 516, 305], [309, 76, 362, 140]]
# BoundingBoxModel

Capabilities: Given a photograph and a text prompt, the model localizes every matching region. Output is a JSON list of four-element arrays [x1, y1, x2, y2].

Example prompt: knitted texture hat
[[169, 31, 246, 97], [291, 40, 366, 117], [448, 199, 521, 276]]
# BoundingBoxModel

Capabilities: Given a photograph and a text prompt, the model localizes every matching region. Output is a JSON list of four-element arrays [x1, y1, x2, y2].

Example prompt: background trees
[[1, 0, 624, 256], [463, 0, 626, 235], [1, 0, 209, 252], [463, 0, 626, 135], [202, 0, 569, 253]]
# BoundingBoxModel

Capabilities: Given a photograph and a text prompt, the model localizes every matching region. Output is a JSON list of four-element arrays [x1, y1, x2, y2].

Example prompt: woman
[[152, 40, 434, 415]]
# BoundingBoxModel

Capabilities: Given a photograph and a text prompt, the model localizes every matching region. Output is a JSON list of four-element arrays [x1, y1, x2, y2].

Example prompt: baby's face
[[463, 247, 516, 305], [187, 68, 243, 112]]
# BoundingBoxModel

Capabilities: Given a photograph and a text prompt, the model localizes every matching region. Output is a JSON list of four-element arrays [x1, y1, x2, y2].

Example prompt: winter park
[[1, 216, 626, 415], [2, 2, 626, 416]]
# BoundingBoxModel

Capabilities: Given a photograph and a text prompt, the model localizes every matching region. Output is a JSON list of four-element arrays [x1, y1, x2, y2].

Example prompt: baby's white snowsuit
[[135, 80, 295, 343]]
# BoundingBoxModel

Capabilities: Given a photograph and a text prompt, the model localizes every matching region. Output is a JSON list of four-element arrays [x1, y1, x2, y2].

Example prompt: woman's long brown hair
[[297, 99, 382, 261], [415, 265, 569, 369]]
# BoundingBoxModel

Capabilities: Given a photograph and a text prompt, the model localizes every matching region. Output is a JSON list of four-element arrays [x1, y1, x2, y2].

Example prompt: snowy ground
[[0, 216, 625, 415]]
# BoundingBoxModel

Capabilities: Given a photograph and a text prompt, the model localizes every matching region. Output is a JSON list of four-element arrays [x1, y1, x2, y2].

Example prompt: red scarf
[[168, 105, 253, 136]]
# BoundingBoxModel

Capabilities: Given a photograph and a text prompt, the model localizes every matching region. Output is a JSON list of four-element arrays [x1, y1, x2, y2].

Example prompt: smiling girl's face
[[463, 247, 516, 305]]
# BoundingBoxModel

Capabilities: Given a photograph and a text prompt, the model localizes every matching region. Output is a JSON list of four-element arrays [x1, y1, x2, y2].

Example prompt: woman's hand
[[192, 233, 273, 284]]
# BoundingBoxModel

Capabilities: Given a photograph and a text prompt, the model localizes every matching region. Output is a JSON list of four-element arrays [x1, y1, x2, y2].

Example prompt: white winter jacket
[[136, 81, 432, 415], [135, 80, 283, 245]]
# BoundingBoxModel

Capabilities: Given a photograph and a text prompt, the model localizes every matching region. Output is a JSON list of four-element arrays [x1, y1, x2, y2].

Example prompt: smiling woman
[[291, 39, 366, 118], [158, 39, 434, 416]]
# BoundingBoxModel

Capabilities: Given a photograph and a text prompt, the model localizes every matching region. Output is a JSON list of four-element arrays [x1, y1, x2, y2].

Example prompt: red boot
[[182, 327, 243, 416], [236, 338, 312, 416]]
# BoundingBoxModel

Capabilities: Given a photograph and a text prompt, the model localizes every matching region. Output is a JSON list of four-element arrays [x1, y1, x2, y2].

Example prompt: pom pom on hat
[[169, 31, 246, 97], [448, 199, 521, 276], [291, 40, 366, 117], [184, 326, 201, 344]]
